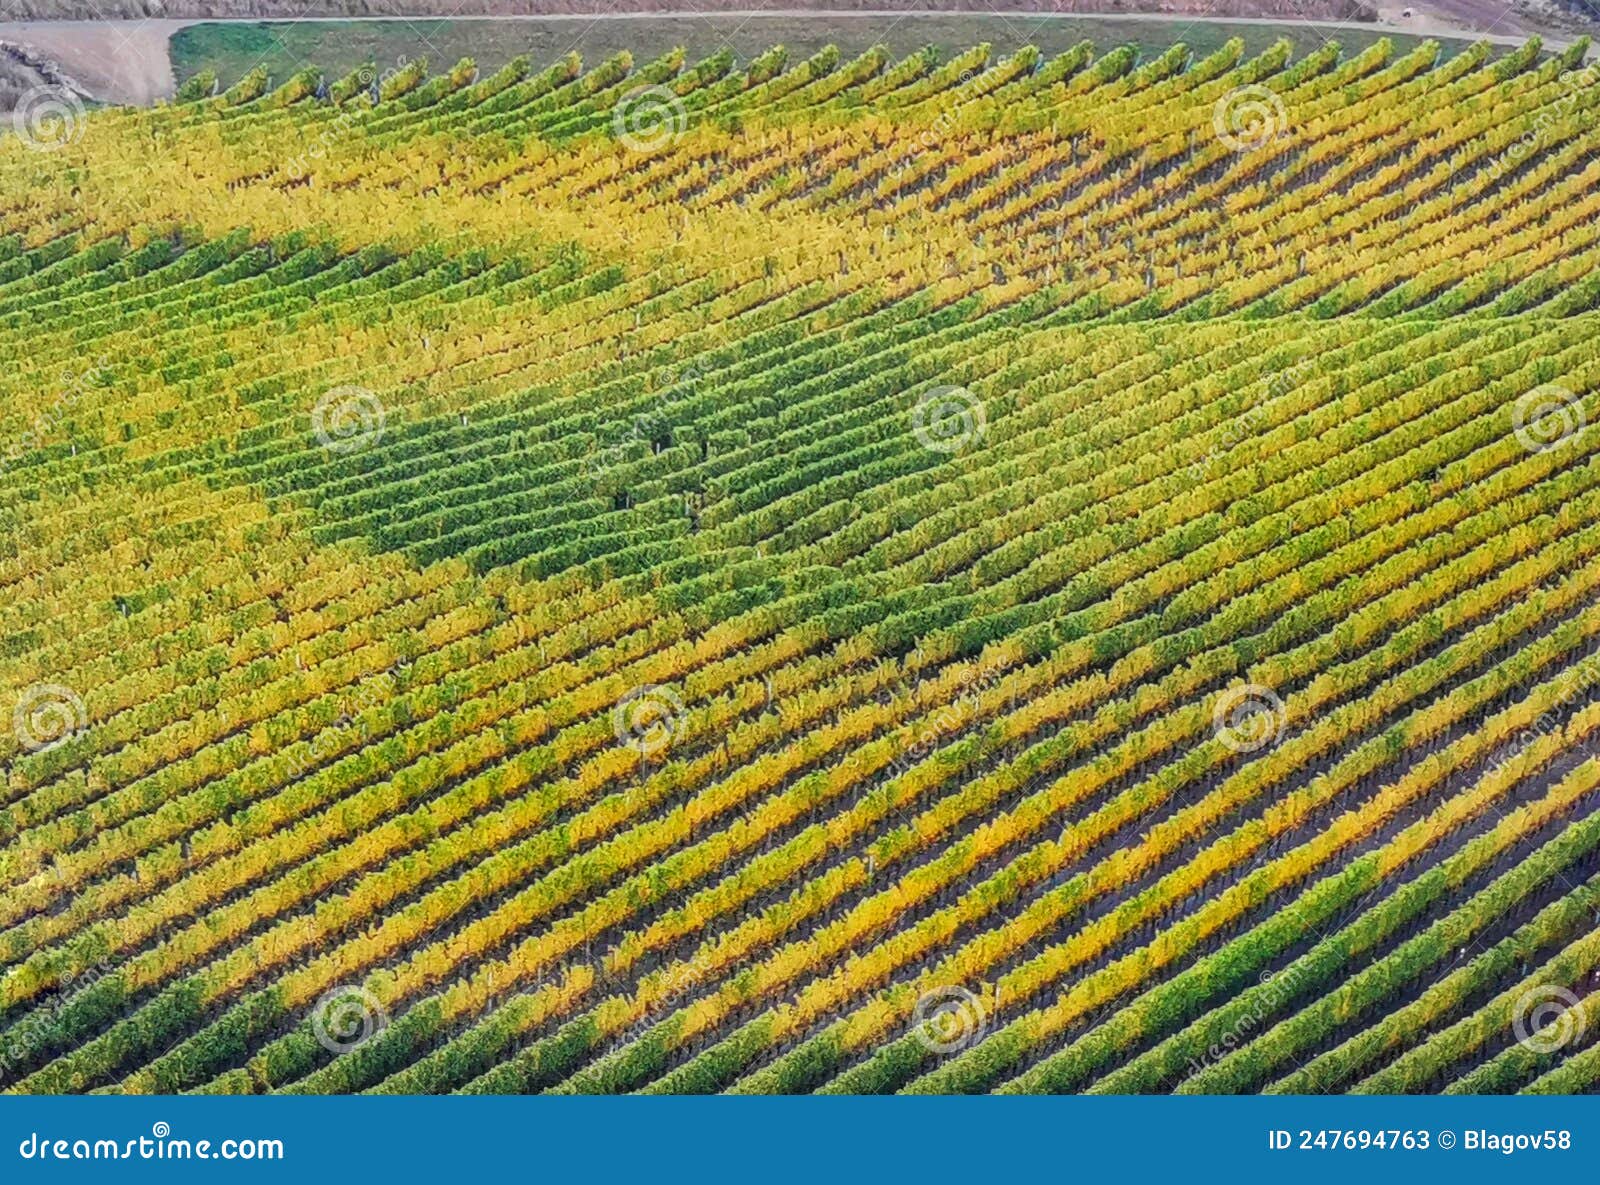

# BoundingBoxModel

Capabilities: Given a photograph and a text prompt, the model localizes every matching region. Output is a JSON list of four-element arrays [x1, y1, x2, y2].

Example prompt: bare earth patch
[[1374, 0, 1539, 37], [1379, 0, 1600, 41], [0, 18, 189, 104]]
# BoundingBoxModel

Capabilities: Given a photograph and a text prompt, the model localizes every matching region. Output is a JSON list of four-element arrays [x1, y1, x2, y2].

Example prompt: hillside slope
[[3, 36, 1600, 1096]]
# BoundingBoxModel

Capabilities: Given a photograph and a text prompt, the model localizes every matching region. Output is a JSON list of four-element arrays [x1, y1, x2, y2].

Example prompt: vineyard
[[1, 30, 1600, 1097]]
